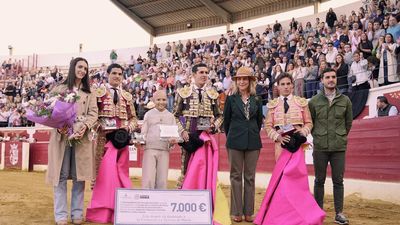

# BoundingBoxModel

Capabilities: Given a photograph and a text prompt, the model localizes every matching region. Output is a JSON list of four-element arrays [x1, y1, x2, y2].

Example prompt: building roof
[[110, 0, 325, 36]]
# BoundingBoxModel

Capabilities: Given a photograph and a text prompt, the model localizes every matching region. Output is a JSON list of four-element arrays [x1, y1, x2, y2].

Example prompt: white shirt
[[222, 77, 232, 91], [350, 59, 369, 86], [325, 49, 338, 64], [293, 67, 307, 80], [0, 111, 11, 122], [279, 94, 293, 101], [107, 84, 120, 99]]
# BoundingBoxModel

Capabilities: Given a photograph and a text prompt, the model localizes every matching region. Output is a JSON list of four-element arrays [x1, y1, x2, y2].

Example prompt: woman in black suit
[[223, 66, 263, 223]]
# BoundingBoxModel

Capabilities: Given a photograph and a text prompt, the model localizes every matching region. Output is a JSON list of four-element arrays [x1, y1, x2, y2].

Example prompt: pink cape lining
[[86, 141, 132, 224], [254, 148, 325, 225], [181, 132, 226, 225]]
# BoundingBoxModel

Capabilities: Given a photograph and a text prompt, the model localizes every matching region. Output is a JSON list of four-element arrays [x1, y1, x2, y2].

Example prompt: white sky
[[0, 0, 360, 56], [0, 0, 150, 55]]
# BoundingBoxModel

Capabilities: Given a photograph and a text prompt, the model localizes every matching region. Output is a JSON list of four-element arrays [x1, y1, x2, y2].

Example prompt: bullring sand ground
[[0, 171, 399, 225]]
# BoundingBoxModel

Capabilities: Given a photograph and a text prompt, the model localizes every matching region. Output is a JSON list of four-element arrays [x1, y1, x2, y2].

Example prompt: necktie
[[198, 88, 202, 102], [284, 97, 289, 114], [112, 88, 118, 104]]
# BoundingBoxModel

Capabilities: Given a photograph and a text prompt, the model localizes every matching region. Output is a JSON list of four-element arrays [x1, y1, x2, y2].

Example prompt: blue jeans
[[167, 95, 174, 112], [305, 80, 317, 99], [53, 146, 85, 222]]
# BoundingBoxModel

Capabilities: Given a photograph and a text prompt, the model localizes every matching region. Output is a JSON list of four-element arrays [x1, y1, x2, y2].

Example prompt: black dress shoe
[[335, 213, 349, 225]]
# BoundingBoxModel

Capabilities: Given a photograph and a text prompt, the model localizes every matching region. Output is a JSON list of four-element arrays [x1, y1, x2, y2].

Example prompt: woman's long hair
[[63, 57, 91, 93]]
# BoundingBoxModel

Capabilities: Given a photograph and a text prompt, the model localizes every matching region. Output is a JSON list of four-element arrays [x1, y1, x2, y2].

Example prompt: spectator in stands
[[326, 8, 338, 29], [110, 49, 118, 63], [165, 42, 172, 58], [313, 45, 324, 64], [4, 0, 398, 127], [289, 17, 298, 30], [8, 108, 22, 127], [377, 33, 399, 86], [166, 83, 175, 112], [326, 42, 338, 66], [271, 64, 283, 98], [387, 16, 400, 41], [359, 32, 374, 59], [334, 54, 350, 94], [377, 96, 399, 117], [343, 43, 354, 65], [273, 20, 282, 34], [349, 51, 370, 91], [305, 57, 318, 98], [293, 58, 307, 97], [0, 106, 10, 127]]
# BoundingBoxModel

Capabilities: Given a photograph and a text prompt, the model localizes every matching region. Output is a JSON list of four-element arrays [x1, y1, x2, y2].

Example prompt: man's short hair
[[192, 63, 208, 74], [321, 67, 336, 79], [377, 96, 389, 104], [107, 63, 124, 74], [276, 72, 293, 85]]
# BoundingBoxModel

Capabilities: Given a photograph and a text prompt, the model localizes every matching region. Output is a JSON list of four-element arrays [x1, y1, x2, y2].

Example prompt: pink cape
[[181, 132, 229, 225], [86, 141, 131, 224], [254, 148, 325, 225]]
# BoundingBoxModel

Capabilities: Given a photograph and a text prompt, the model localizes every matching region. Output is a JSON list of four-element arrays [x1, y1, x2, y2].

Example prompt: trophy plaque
[[197, 117, 211, 131]]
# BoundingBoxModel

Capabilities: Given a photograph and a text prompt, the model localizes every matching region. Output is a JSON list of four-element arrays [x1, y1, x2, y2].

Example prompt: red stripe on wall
[[8, 116, 400, 182]]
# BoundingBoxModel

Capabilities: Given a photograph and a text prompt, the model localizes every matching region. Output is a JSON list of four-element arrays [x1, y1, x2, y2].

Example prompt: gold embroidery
[[95, 87, 106, 98], [177, 86, 192, 99], [267, 99, 279, 109]]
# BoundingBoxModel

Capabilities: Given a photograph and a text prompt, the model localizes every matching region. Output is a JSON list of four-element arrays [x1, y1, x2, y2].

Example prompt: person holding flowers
[[45, 57, 98, 225]]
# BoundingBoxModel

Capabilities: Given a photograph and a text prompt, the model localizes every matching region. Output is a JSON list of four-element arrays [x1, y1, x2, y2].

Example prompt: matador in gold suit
[[93, 84, 137, 183], [264, 94, 313, 160], [173, 84, 223, 186]]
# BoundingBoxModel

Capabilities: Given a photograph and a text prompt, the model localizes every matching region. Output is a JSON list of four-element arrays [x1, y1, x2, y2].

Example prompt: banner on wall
[[1, 141, 30, 171]]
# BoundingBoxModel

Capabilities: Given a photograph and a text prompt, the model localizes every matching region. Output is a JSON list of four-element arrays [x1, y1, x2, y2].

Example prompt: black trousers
[[313, 151, 346, 213]]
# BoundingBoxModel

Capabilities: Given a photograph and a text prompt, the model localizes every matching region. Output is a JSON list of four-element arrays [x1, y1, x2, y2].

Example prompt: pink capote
[[181, 132, 228, 225], [86, 141, 132, 224], [254, 148, 325, 225]]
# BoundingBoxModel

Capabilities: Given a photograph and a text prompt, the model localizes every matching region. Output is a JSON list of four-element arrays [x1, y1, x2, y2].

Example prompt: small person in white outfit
[[141, 90, 177, 189]]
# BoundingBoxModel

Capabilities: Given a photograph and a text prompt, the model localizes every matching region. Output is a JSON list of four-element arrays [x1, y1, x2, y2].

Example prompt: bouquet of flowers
[[26, 90, 83, 146]]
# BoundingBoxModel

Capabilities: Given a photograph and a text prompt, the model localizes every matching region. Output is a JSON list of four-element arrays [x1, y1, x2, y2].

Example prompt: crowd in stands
[[1, 0, 399, 126]]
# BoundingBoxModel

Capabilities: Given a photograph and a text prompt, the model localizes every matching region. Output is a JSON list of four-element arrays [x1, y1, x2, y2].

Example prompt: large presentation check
[[115, 189, 212, 225]]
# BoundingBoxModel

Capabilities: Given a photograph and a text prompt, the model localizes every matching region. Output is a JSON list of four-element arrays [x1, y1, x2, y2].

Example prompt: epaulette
[[206, 87, 219, 100], [294, 96, 308, 107], [94, 87, 106, 98], [267, 98, 279, 109], [177, 86, 192, 99], [121, 90, 133, 101]]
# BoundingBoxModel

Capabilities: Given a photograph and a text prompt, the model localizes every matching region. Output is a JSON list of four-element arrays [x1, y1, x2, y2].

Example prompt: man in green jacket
[[309, 68, 353, 225]]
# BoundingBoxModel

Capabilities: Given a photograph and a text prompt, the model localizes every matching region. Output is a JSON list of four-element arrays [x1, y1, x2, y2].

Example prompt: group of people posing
[[47, 57, 352, 225]]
